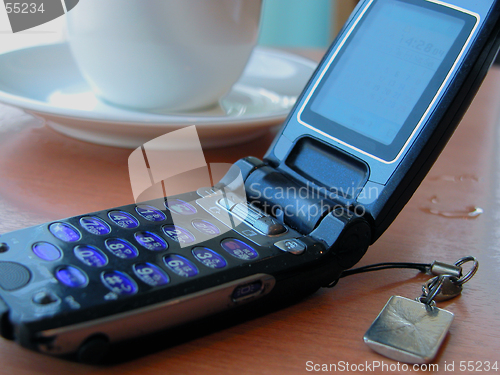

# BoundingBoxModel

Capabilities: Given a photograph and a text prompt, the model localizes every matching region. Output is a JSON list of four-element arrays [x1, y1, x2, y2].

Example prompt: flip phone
[[1, 0, 500, 362]]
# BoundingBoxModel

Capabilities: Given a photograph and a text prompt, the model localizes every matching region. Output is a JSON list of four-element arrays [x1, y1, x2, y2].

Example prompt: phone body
[[1, 0, 500, 362]]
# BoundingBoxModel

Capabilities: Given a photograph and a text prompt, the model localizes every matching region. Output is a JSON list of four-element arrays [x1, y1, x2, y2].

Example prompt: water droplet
[[420, 206, 483, 219], [428, 175, 479, 183]]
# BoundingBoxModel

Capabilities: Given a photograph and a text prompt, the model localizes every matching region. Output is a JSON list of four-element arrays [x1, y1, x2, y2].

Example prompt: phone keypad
[[0, 194, 304, 317]]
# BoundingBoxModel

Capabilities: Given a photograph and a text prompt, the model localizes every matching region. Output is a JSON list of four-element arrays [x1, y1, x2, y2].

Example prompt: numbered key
[[74, 245, 108, 267], [135, 205, 166, 222], [79, 217, 111, 236], [105, 238, 139, 259], [164, 255, 199, 278], [162, 225, 196, 245], [192, 247, 227, 269], [165, 199, 197, 215], [133, 263, 170, 287], [108, 211, 139, 229], [101, 271, 138, 296], [134, 231, 168, 251]]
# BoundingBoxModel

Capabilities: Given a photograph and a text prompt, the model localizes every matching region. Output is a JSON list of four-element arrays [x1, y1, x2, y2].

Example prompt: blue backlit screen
[[301, 0, 476, 161]]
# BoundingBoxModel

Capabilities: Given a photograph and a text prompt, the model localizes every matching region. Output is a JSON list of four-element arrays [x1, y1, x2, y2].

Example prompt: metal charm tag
[[363, 295, 454, 364]]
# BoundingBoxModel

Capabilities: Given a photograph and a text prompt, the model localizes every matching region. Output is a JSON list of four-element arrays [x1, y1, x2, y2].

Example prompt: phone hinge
[[242, 164, 338, 234]]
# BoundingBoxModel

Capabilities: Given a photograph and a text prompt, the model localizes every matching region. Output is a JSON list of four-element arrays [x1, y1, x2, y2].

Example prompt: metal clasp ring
[[454, 256, 479, 285]]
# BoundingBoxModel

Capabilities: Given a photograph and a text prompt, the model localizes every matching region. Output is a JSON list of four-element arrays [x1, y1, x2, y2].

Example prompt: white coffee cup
[[66, 0, 262, 112]]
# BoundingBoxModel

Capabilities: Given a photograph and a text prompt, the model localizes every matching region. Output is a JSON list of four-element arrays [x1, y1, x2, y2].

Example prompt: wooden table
[[0, 51, 499, 374]]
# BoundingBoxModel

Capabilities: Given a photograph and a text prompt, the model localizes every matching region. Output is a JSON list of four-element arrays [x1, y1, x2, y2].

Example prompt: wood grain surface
[[0, 51, 499, 374]]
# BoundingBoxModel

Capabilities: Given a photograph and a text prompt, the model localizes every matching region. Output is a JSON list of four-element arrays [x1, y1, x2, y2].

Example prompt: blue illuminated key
[[135, 205, 166, 222], [134, 231, 168, 251], [49, 222, 81, 242], [55, 266, 88, 288], [164, 255, 198, 278], [162, 225, 196, 245], [32, 242, 62, 261], [108, 211, 139, 229], [101, 271, 138, 296], [221, 239, 258, 260], [133, 263, 170, 287], [165, 199, 197, 215], [192, 247, 227, 269], [80, 217, 111, 236], [74, 245, 108, 267], [105, 238, 139, 259]]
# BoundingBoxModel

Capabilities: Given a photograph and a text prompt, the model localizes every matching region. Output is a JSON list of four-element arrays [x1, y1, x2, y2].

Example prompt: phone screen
[[300, 0, 477, 162]]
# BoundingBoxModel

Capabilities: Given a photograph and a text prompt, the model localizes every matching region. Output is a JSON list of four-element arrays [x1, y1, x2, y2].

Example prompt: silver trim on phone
[[36, 274, 276, 355]]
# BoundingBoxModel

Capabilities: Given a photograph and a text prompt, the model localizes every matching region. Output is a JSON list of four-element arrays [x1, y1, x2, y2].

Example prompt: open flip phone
[[1, 0, 500, 362]]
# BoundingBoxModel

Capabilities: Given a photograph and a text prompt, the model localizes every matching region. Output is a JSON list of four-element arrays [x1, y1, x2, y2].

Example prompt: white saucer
[[0, 43, 316, 148]]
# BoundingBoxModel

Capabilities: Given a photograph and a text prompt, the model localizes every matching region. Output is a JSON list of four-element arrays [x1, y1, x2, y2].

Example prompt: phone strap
[[332, 256, 478, 364]]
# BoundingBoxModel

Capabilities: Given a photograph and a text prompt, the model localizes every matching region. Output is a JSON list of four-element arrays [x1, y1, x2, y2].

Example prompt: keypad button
[[162, 225, 196, 245], [74, 245, 108, 267], [105, 238, 139, 259], [134, 231, 168, 251], [108, 211, 139, 229], [32, 242, 62, 261], [135, 205, 166, 222], [101, 271, 138, 296], [164, 255, 199, 278], [221, 239, 258, 260], [0, 243, 9, 253], [49, 222, 81, 243], [192, 247, 227, 269], [191, 219, 220, 236], [274, 239, 306, 255], [79, 217, 111, 236], [33, 291, 60, 305], [133, 263, 170, 287], [55, 266, 88, 288], [165, 199, 197, 215]]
